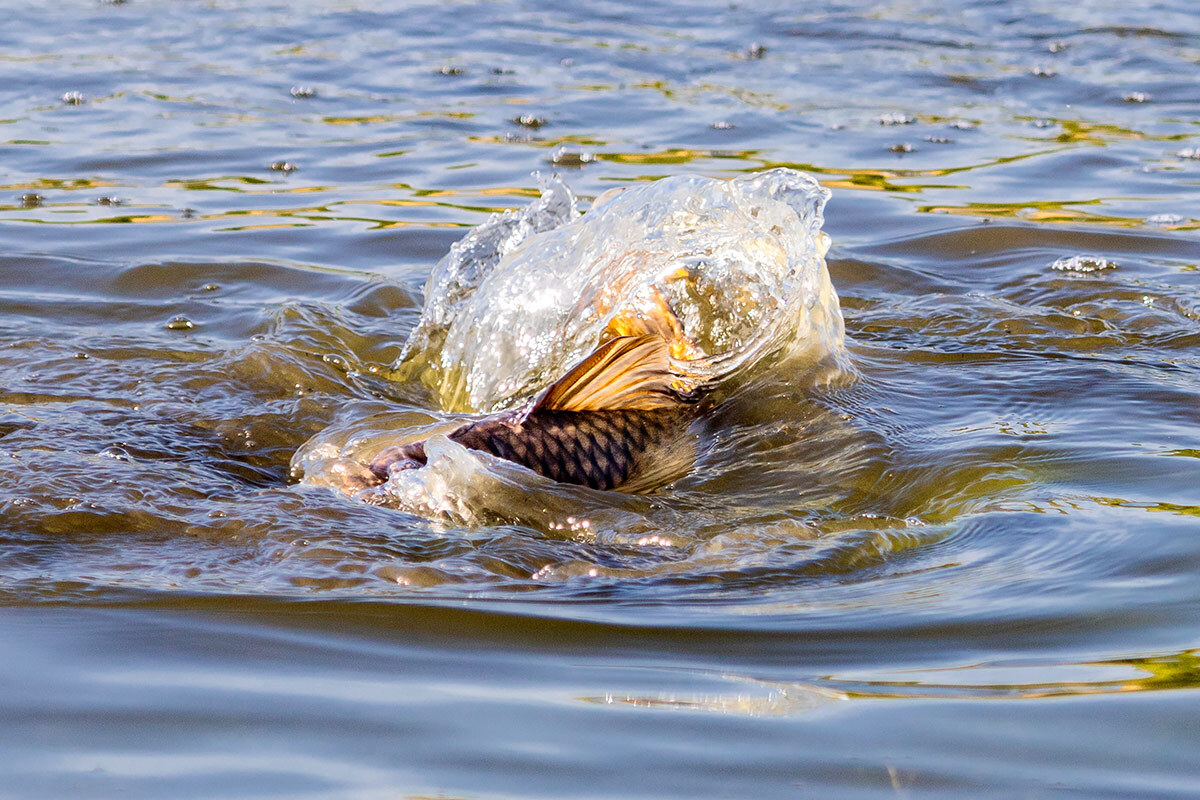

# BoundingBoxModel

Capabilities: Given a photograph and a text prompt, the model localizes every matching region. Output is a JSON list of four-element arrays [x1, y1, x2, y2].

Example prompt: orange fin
[[533, 335, 692, 413], [601, 283, 705, 363]]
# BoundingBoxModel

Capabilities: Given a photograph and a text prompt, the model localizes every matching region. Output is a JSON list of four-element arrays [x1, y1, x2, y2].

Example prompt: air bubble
[[550, 146, 596, 166], [511, 114, 546, 129], [1050, 255, 1115, 274]]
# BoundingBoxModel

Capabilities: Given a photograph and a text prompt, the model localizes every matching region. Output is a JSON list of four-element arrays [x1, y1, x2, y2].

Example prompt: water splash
[[398, 168, 843, 413], [1050, 254, 1117, 274]]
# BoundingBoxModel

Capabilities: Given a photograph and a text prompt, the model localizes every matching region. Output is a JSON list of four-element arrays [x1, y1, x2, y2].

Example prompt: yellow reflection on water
[[585, 651, 1200, 716]]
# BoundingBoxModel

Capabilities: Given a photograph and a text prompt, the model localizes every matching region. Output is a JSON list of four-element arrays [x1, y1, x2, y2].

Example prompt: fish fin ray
[[533, 335, 686, 413]]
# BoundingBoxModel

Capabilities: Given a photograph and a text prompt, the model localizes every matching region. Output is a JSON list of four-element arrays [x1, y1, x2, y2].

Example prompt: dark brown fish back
[[367, 334, 701, 492], [449, 408, 685, 491]]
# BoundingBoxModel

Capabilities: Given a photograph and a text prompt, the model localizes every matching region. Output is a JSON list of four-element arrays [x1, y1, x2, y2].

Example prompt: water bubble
[[1145, 213, 1184, 227], [1047, 40, 1068, 53], [165, 316, 195, 330], [270, 160, 298, 172], [96, 196, 123, 206], [889, 143, 914, 153], [923, 135, 954, 144], [1050, 255, 1116, 274], [1175, 148, 1200, 160], [289, 85, 316, 98], [710, 120, 736, 130], [322, 353, 350, 372], [511, 114, 546, 129], [743, 43, 767, 59], [490, 67, 515, 75], [878, 112, 915, 126], [1031, 65, 1057, 78], [550, 146, 596, 166], [1123, 91, 1150, 103], [948, 120, 977, 130], [19, 193, 43, 208], [1033, 119, 1056, 128], [181, 207, 195, 218], [436, 65, 465, 76], [201, 283, 220, 292], [559, 58, 574, 67], [60, 91, 85, 105], [98, 445, 131, 461]]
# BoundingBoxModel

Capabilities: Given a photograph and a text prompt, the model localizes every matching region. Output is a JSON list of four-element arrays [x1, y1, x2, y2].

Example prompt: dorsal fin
[[532, 335, 689, 413], [602, 284, 705, 363]]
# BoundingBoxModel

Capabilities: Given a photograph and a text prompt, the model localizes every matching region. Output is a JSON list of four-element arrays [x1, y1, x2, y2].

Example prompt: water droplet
[[1050, 255, 1116, 274], [19, 192, 43, 208], [270, 160, 298, 172], [550, 146, 596, 166], [878, 112, 915, 126], [289, 85, 316, 98], [201, 283, 220, 292], [165, 316, 194, 330], [60, 91, 85, 105], [511, 114, 546, 129], [73, 352, 89, 359], [1123, 91, 1150, 103], [889, 143, 914, 153]]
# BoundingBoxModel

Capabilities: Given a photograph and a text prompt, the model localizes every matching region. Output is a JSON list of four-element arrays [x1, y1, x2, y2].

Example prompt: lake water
[[2, 1, 1200, 797]]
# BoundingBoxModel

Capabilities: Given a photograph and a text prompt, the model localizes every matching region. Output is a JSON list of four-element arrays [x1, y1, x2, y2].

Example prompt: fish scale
[[369, 335, 698, 493]]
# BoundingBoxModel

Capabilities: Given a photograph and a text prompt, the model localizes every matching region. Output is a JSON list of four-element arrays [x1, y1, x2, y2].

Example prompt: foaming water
[[398, 169, 841, 412], [2, 1, 1200, 798]]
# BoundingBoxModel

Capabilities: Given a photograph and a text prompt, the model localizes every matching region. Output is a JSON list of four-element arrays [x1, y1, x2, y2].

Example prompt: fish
[[359, 331, 704, 494]]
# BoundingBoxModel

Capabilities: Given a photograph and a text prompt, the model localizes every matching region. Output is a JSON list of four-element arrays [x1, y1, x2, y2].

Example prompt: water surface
[[2, 1, 1200, 797]]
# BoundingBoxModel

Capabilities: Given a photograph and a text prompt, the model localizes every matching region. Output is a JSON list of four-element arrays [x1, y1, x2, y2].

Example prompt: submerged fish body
[[369, 334, 700, 493], [372, 406, 691, 493]]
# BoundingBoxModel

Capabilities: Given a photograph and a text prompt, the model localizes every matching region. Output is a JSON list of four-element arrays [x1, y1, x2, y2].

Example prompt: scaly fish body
[[371, 407, 689, 492], [359, 332, 704, 494]]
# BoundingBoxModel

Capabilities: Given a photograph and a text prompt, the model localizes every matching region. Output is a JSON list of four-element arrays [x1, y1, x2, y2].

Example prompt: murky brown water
[[2, 1, 1200, 797]]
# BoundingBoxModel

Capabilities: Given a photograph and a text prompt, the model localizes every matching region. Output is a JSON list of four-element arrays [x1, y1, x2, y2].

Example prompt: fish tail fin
[[532, 334, 699, 413]]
